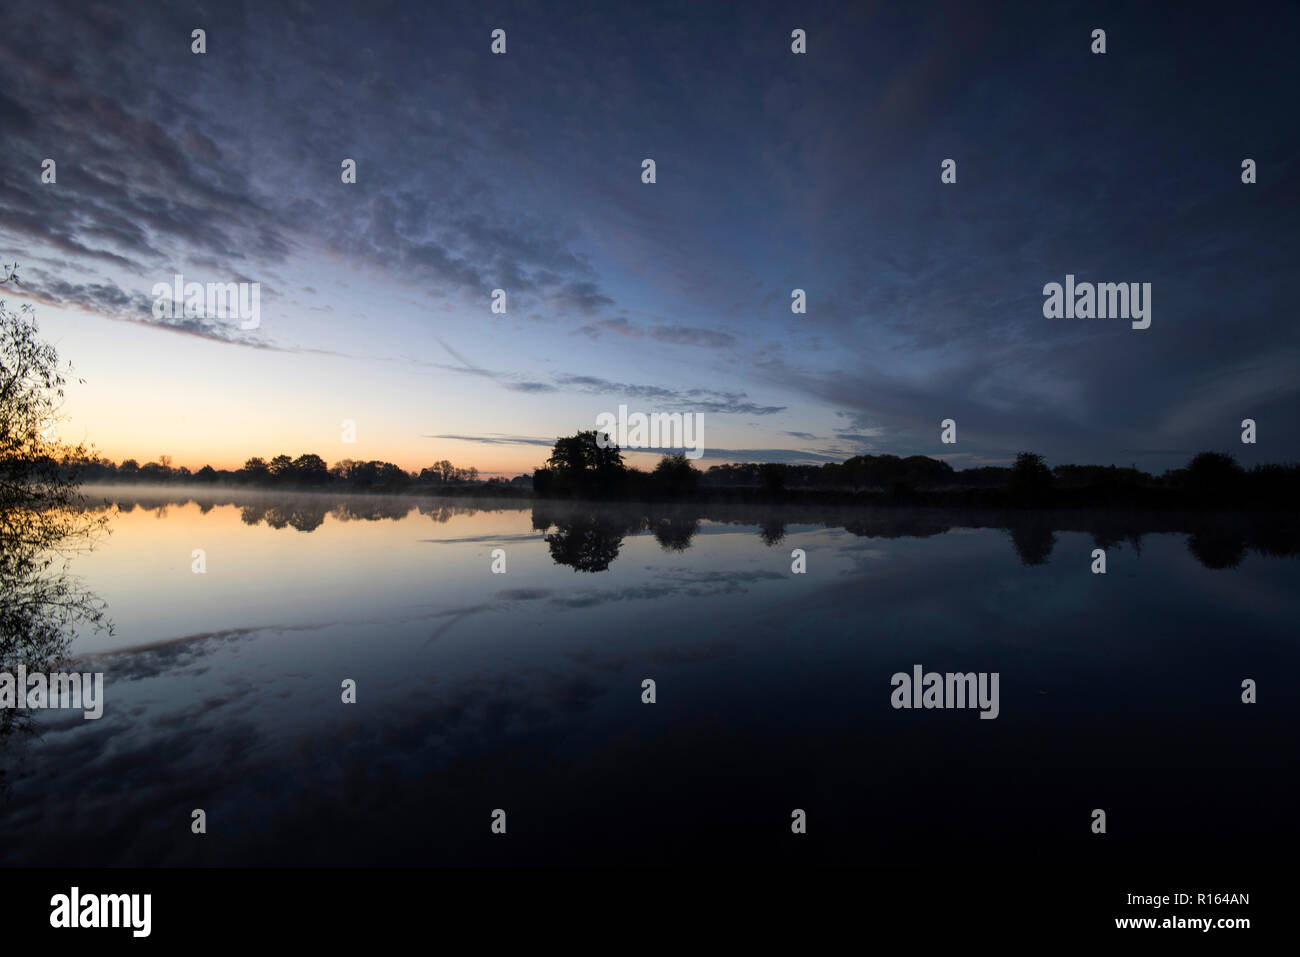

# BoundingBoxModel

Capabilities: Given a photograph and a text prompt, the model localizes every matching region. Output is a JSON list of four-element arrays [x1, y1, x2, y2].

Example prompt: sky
[[1, 0, 1296, 477]]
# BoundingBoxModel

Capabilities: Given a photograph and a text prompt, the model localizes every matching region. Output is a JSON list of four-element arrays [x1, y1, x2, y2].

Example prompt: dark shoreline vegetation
[[1, 268, 110, 692], [76, 485, 1300, 572], [56, 428, 1300, 511]]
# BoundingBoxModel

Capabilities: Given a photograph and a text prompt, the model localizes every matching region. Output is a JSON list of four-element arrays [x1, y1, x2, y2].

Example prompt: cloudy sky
[[1, 0, 1296, 475]]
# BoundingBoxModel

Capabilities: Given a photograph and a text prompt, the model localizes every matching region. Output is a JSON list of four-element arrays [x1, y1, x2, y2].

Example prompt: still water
[[1, 487, 1296, 865]]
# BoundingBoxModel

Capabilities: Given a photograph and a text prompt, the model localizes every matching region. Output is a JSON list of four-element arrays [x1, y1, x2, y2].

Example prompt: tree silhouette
[[293, 453, 329, 485], [759, 462, 787, 493], [543, 430, 627, 497], [1008, 452, 1053, 502], [1, 264, 110, 672], [241, 456, 270, 484], [1184, 452, 1244, 502], [652, 453, 701, 498], [268, 454, 294, 481]]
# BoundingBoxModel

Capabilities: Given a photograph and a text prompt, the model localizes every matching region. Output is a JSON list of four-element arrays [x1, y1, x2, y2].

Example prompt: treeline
[[701, 450, 1300, 507], [530, 432, 1300, 509], [49, 437, 1300, 509], [701, 453, 1232, 493], [705, 454, 960, 490], [71, 453, 533, 491]]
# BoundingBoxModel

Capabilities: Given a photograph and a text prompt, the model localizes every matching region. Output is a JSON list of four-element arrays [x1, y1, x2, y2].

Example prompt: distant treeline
[[531, 431, 1300, 510], [46, 435, 1300, 510], [68, 453, 533, 491]]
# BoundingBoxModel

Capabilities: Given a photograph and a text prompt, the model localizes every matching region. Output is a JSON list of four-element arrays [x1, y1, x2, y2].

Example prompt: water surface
[[2, 487, 1296, 865]]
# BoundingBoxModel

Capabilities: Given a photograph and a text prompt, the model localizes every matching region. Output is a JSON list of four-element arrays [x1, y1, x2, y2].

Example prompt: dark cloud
[[698, 447, 844, 464], [575, 316, 736, 349], [552, 374, 784, 415], [651, 325, 736, 349], [0, 0, 616, 344], [0, 0, 1295, 467], [424, 434, 555, 448]]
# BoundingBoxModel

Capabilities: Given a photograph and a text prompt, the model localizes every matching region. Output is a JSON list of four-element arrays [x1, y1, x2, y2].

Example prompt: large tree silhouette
[[541, 430, 627, 498], [0, 264, 110, 675]]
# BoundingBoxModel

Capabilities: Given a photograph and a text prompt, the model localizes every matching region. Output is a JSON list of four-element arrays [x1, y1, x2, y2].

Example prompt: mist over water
[[2, 487, 1295, 865]]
